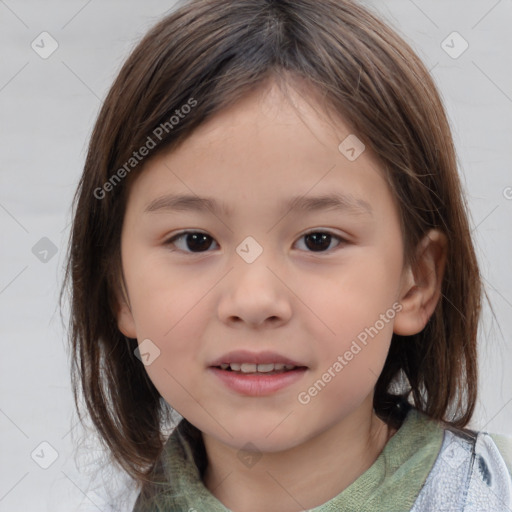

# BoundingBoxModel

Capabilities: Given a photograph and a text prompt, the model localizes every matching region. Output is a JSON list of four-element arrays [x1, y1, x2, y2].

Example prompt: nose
[[217, 257, 292, 329]]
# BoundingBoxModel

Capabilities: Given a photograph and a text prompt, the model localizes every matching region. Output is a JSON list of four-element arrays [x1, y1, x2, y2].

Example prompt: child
[[64, 0, 512, 510]]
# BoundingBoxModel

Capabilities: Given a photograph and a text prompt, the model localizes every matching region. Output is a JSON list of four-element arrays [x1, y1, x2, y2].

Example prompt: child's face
[[117, 80, 412, 452]]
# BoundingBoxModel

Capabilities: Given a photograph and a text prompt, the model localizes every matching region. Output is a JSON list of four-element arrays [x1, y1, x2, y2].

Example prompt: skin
[[116, 78, 447, 512]]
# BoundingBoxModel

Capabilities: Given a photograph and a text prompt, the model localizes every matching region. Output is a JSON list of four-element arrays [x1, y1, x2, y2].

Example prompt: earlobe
[[393, 229, 448, 336], [117, 299, 137, 338], [114, 276, 137, 338]]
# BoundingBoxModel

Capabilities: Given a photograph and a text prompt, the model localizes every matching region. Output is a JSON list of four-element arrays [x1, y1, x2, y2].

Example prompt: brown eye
[[295, 231, 345, 253], [165, 231, 218, 253]]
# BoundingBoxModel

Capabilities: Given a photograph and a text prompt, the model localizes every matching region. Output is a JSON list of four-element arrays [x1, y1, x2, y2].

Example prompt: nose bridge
[[235, 233, 268, 265], [232, 235, 277, 294], [217, 235, 292, 326]]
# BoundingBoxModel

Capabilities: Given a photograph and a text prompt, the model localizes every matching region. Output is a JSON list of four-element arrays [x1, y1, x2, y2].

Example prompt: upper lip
[[209, 350, 307, 367]]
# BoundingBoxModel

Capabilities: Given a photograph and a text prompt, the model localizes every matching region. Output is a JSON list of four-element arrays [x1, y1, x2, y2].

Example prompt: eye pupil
[[186, 233, 212, 252], [305, 233, 331, 252]]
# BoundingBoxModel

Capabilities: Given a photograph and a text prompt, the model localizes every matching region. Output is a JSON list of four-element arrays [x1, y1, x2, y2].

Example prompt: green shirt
[[132, 405, 512, 511]]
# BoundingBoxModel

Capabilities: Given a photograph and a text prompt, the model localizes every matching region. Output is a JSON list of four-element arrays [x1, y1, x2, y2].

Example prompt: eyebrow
[[144, 192, 373, 217]]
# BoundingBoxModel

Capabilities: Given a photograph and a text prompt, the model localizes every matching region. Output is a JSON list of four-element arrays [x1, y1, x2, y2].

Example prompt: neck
[[202, 401, 396, 512]]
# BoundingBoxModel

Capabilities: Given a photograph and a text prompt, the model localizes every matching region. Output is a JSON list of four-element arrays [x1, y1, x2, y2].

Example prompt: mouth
[[209, 364, 308, 396], [213, 362, 307, 375]]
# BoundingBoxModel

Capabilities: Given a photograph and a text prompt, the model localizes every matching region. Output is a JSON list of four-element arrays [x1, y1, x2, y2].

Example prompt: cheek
[[296, 250, 400, 386], [131, 290, 212, 414], [297, 284, 395, 416], [130, 277, 212, 350], [123, 253, 213, 391], [306, 251, 400, 331], [125, 249, 212, 331]]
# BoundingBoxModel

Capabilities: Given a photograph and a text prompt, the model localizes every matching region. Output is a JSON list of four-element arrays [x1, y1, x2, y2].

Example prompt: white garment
[[411, 429, 512, 512]]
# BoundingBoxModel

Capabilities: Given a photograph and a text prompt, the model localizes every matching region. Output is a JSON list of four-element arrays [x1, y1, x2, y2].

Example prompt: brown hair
[[63, 0, 483, 491]]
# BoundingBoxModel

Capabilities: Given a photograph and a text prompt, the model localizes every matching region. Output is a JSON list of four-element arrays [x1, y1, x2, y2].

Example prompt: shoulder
[[466, 429, 512, 511], [408, 412, 512, 512], [488, 431, 512, 479]]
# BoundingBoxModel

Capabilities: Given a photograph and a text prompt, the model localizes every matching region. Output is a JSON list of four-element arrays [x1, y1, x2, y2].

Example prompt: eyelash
[[164, 230, 347, 254]]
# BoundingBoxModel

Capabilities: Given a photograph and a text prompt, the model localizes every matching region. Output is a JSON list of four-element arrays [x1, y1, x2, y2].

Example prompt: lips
[[219, 362, 298, 374], [209, 364, 308, 396], [208, 349, 306, 369]]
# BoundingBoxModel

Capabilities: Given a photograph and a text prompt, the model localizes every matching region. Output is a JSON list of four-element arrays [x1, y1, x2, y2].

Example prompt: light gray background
[[1, 0, 511, 510]]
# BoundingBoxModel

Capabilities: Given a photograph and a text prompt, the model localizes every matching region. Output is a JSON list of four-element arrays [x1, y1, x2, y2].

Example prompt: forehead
[[125, 80, 395, 221]]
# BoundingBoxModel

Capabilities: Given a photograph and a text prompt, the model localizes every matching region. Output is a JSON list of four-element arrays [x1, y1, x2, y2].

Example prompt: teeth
[[254, 363, 274, 373], [218, 362, 298, 372]]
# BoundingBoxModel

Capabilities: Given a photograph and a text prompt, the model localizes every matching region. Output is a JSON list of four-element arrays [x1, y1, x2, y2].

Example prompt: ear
[[117, 300, 137, 339], [393, 229, 448, 336], [114, 278, 137, 339]]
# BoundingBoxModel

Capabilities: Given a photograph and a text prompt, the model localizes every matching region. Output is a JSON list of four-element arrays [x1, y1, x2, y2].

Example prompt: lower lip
[[209, 367, 307, 396]]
